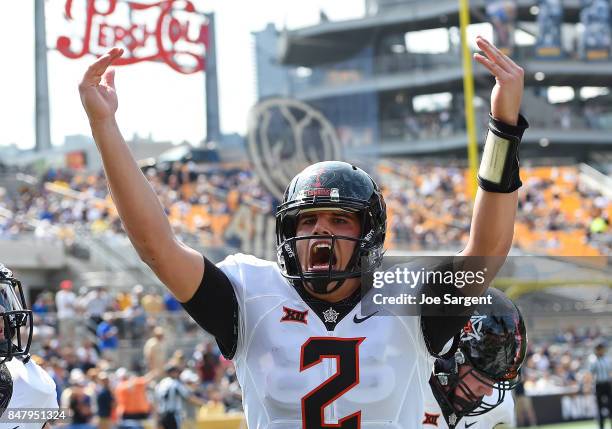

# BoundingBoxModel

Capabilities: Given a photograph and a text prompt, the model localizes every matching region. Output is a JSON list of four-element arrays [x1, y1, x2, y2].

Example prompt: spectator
[[47, 357, 67, 405], [180, 369, 204, 422], [69, 380, 95, 429], [63, 346, 81, 373], [155, 365, 205, 429], [83, 287, 112, 327], [4, 159, 608, 255], [96, 313, 119, 363], [590, 214, 609, 235], [114, 368, 157, 422], [590, 342, 612, 429], [41, 341, 61, 361], [32, 293, 50, 314], [95, 372, 114, 429], [168, 350, 187, 371], [199, 385, 226, 417], [76, 340, 99, 373], [196, 342, 220, 386], [164, 291, 181, 312], [56, 280, 77, 341], [123, 295, 147, 341], [141, 293, 164, 314], [131, 285, 145, 309], [143, 327, 168, 374], [514, 369, 537, 427], [115, 291, 132, 311]]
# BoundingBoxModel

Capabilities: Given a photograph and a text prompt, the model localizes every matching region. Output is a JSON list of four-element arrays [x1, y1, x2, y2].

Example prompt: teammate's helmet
[[0, 264, 33, 362], [433, 288, 527, 418], [275, 161, 386, 294]]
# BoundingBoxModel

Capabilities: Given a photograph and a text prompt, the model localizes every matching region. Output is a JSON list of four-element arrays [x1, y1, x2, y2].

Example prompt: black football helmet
[[0, 264, 33, 362], [432, 288, 527, 420], [276, 161, 386, 294]]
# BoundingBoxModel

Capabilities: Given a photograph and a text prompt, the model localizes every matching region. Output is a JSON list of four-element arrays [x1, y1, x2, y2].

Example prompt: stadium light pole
[[459, 0, 479, 199], [35, 0, 52, 151]]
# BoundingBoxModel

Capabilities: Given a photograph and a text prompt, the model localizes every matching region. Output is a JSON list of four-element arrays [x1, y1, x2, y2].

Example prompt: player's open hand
[[78, 48, 124, 124], [474, 36, 523, 126]]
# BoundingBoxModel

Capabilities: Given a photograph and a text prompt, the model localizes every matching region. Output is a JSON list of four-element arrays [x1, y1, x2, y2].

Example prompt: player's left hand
[[474, 36, 523, 126]]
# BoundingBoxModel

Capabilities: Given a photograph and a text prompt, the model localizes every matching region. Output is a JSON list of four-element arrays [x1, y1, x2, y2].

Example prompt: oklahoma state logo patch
[[422, 412, 440, 426], [281, 307, 308, 324]]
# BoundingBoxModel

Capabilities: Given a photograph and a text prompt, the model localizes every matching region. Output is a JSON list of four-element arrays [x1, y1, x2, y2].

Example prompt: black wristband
[[489, 113, 529, 141], [477, 113, 529, 193]]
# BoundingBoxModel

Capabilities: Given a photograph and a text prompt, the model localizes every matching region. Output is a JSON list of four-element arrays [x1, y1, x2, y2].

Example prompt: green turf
[[529, 421, 601, 429]]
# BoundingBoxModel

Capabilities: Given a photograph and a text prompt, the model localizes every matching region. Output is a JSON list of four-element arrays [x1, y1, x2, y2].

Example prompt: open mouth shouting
[[308, 240, 338, 271]]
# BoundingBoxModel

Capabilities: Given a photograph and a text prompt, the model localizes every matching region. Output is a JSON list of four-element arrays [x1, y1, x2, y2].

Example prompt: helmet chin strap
[[0, 340, 19, 363], [447, 387, 481, 415], [435, 357, 484, 420], [305, 278, 346, 295]]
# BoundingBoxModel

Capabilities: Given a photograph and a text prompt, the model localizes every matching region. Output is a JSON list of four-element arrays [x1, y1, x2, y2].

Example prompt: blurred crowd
[[27, 280, 612, 427], [0, 159, 608, 256], [0, 157, 610, 426], [387, 104, 612, 141], [379, 103, 612, 143], [380, 109, 464, 141], [380, 161, 472, 250], [516, 167, 611, 254], [29, 279, 241, 428], [522, 326, 612, 396], [0, 163, 274, 249], [553, 104, 612, 131], [36, 333, 241, 428], [32, 279, 194, 354], [381, 161, 611, 254]]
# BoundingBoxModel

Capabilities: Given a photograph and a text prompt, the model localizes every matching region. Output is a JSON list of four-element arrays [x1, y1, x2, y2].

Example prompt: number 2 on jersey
[[300, 337, 365, 429]]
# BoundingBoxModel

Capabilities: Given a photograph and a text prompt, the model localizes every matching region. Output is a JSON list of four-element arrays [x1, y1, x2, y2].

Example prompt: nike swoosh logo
[[465, 422, 476, 428], [353, 311, 378, 323]]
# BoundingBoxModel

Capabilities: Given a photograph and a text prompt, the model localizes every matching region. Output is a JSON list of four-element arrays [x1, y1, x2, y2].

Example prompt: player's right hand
[[78, 48, 124, 123]]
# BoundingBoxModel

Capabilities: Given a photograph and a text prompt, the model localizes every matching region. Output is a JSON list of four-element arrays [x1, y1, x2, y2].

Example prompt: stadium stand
[[0, 159, 609, 427], [1, 160, 609, 256]]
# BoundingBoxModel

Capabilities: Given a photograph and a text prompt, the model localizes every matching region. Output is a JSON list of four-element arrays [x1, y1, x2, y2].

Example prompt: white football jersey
[[219, 253, 437, 429], [421, 382, 515, 429], [0, 358, 58, 429]]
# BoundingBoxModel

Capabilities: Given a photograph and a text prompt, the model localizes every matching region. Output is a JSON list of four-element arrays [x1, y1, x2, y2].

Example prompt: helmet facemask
[[0, 268, 33, 363], [276, 162, 387, 295], [434, 306, 525, 421], [457, 348, 519, 416], [434, 351, 512, 419], [277, 198, 385, 295]]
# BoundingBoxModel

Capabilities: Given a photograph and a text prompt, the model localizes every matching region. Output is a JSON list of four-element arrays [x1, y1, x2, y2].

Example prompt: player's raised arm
[[420, 37, 528, 355], [78, 49, 203, 302], [460, 36, 528, 261]]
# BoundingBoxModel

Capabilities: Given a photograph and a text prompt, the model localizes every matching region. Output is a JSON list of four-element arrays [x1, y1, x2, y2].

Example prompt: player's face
[[296, 210, 361, 271], [295, 209, 361, 297], [454, 364, 495, 401]]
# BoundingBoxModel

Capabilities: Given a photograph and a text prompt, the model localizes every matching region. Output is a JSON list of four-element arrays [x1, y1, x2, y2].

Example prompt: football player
[[79, 35, 528, 428], [422, 288, 527, 429], [0, 264, 59, 429]]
